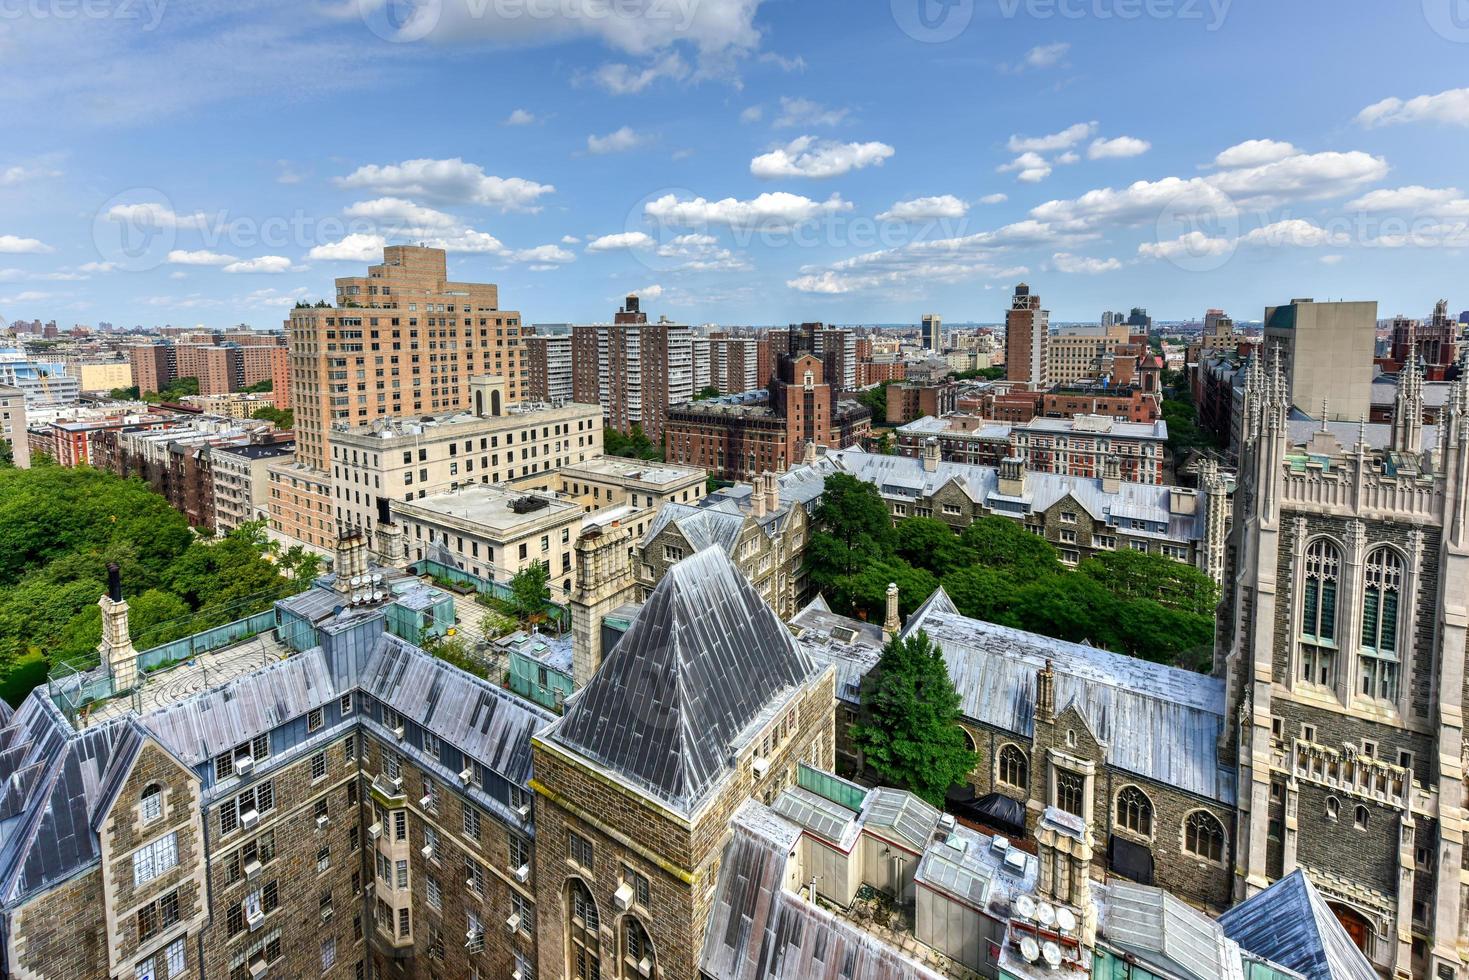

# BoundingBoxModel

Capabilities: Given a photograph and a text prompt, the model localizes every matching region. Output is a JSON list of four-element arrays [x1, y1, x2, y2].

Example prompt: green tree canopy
[[959, 516, 1060, 582], [509, 562, 551, 620], [807, 473, 895, 589], [893, 516, 970, 577], [251, 406, 294, 429], [1079, 549, 1219, 618], [850, 629, 975, 806]]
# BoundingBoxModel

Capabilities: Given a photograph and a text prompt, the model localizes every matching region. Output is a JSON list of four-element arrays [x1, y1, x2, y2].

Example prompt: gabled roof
[[1101, 881, 1246, 980], [1218, 870, 1377, 980], [550, 546, 821, 815], [639, 502, 746, 554]]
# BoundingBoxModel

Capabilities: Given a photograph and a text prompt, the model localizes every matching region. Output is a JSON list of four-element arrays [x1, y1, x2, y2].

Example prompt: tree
[[850, 629, 976, 806], [893, 517, 969, 577], [806, 474, 895, 591], [108, 386, 141, 400], [508, 562, 550, 620], [251, 406, 294, 429], [840, 559, 938, 622], [959, 517, 1059, 582], [242, 379, 273, 393], [856, 381, 893, 423], [694, 386, 721, 401], [0, 440, 11, 469], [1079, 549, 1219, 618]]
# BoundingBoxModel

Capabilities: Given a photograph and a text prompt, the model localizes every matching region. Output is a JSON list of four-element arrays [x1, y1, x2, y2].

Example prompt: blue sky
[[1, 0, 1467, 328]]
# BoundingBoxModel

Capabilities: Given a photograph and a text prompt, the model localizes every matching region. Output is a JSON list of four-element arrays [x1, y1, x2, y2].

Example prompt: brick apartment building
[[884, 381, 958, 425]]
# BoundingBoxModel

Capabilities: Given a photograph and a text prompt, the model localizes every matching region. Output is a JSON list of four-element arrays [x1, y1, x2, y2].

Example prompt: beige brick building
[[0, 383, 28, 468]]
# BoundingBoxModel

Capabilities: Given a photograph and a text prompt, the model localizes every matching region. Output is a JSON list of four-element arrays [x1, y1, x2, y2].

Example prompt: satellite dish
[[1037, 902, 1057, 929], [1014, 895, 1037, 921], [1020, 937, 1041, 964], [1055, 907, 1077, 935], [351, 576, 362, 587], [1042, 942, 1063, 968]]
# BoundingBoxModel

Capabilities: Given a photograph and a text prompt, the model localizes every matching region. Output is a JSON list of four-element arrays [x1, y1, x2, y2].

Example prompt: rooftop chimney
[[882, 583, 901, 638], [922, 437, 940, 473], [98, 567, 139, 691], [763, 471, 779, 514]]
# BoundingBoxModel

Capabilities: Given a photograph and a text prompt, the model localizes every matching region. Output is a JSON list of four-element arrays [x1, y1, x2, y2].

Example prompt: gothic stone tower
[[1221, 349, 1469, 979]]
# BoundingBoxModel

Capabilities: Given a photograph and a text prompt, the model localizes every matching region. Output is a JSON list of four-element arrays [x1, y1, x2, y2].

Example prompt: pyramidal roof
[[551, 546, 819, 815], [1217, 870, 1378, 980]]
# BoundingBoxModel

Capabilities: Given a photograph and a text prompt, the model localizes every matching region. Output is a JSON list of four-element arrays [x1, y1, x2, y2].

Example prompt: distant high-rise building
[[1005, 283, 1050, 388], [565, 299, 693, 440], [1126, 307, 1153, 332], [525, 334, 574, 402], [1388, 300, 1459, 380], [1263, 297, 1377, 421], [921, 313, 942, 351]]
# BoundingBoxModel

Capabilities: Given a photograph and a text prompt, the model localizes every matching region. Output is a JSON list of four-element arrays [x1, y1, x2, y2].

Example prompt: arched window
[[1354, 805, 1369, 831], [567, 880, 600, 980], [997, 745, 1028, 791], [1359, 548, 1403, 702], [1300, 539, 1341, 688], [1325, 797, 1340, 822], [141, 784, 163, 824], [622, 918, 656, 978], [1116, 786, 1153, 838], [961, 728, 976, 755], [1183, 810, 1226, 863]]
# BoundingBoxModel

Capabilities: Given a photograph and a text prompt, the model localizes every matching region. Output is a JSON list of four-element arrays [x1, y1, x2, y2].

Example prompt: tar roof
[[548, 546, 822, 816]]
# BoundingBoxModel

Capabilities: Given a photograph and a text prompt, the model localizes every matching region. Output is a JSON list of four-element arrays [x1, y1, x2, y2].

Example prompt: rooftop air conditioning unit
[[392, 725, 405, 741], [458, 768, 473, 786], [752, 758, 769, 779], [514, 801, 531, 819], [240, 809, 260, 830], [513, 863, 531, 884], [234, 755, 255, 775], [613, 881, 635, 912]]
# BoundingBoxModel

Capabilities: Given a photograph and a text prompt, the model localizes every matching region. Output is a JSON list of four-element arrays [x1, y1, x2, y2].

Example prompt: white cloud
[[1239, 218, 1336, 248], [509, 244, 576, 264], [308, 233, 388, 262], [0, 291, 53, 303], [1208, 150, 1388, 206], [980, 193, 1008, 205], [877, 195, 969, 222], [654, 233, 750, 272], [343, 197, 460, 230], [586, 231, 655, 252], [1212, 139, 1298, 169], [998, 152, 1052, 183], [167, 249, 235, 266], [0, 268, 88, 282], [276, 160, 307, 185], [740, 105, 763, 124], [1052, 252, 1122, 274], [589, 52, 689, 94], [774, 96, 849, 129], [1034, 176, 1233, 230], [0, 235, 54, 254], [560, 235, 582, 244], [78, 261, 118, 273], [420, 229, 506, 253], [645, 191, 852, 228], [1138, 231, 1233, 261], [1346, 186, 1469, 216], [0, 165, 61, 186], [750, 136, 894, 179], [758, 52, 807, 72], [1024, 42, 1070, 69], [587, 126, 643, 154], [223, 256, 295, 274], [1007, 122, 1097, 154], [1357, 87, 1469, 128], [1088, 136, 1151, 160], [334, 158, 554, 212], [105, 202, 214, 231], [630, 284, 664, 301], [1320, 255, 1345, 265], [1056, 151, 1080, 165], [504, 108, 536, 126]]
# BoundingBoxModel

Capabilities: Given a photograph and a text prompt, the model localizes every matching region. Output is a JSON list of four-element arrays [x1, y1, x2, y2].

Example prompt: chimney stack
[[882, 583, 901, 639], [1101, 455, 1121, 494], [1036, 659, 1056, 722], [922, 437, 940, 473], [98, 564, 140, 691], [751, 479, 767, 518], [763, 472, 780, 514]]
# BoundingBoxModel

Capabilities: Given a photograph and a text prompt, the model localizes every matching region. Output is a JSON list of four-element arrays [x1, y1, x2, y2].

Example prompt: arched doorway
[[1329, 902, 1373, 956], [475, 390, 484, 416], [491, 389, 502, 416]]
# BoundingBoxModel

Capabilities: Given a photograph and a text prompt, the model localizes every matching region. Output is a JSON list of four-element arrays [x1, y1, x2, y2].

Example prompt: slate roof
[[700, 801, 945, 980], [1217, 870, 1377, 980], [549, 546, 823, 816], [639, 502, 746, 553], [903, 596, 1234, 804]]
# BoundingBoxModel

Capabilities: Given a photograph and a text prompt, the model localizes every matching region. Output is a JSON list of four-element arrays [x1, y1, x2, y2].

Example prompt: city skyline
[[0, 2, 1465, 327]]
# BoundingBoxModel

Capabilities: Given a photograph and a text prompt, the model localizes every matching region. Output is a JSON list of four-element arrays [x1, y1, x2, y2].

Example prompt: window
[[462, 805, 481, 841], [997, 744, 1028, 791], [1360, 548, 1403, 701], [340, 693, 353, 715], [465, 858, 484, 895], [307, 707, 324, 732], [141, 784, 163, 824], [1299, 538, 1341, 687], [569, 831, 594, 871], [396, 859, 408, 889], [310, 751, 326, 781], [510, 892, 534, 933], [1116, 786, 1153, 838], [663, 545, 685, 562], [422, 732, 439, 760], [427, 875, 441, 910], [1183, 810, 1226, 862], [133, 832, 179, 887], [317, 846, 330, 873], [1354, 805, 1370, 831], [398, 907, 410, 938], [624, 865, 650, 908], [509, 834, 531, 874], [137, 889, 180, 942], [624, 918, 656, 974], [394, 809, 407, 842], [164, 937, 186, 977], [568, 880, 600, 980], [321, 937, 336, 972], [1326, 797, 1340, 822], [1055, 769, 1086, 817]]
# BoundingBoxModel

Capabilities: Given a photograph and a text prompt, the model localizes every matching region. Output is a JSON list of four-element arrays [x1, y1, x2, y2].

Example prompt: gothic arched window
[[1183, 810, 1226, 863], [997, 744, 1028, 791], [1116, 786, 1154, 838], [1359, 547, 1403, 702], [1299, 539, 1341, 687], [567, 880, 600, 980]]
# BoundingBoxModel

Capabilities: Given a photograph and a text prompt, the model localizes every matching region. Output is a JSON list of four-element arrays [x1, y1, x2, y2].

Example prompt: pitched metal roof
[[550, 546, 822, 815], [903, 599, 1234, 804], [639, 502, 746, 553], [1100, 881, 1246, 980], [1217, 870, 1377, 980], [700, 802, 945, 980]]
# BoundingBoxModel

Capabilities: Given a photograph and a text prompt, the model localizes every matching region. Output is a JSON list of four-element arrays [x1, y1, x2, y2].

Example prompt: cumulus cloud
[[586, 231, 655, 251], [1346, 186, 1469, 216], [334, 158, 554, 212], [587, 126, 644, 154], [1024, 42, 1070, 69], [980, 193, 1009, 205], [588, 52, 689, 94], [504, 109, 536, 126], [343, 197, 460, 230], [1052, 252, 1122, 274], [167, 249, 235, 266], [1357, 87, 1469, 127], [0, 235, 53, 254], [773, 96, 849, 129], [655, 233, 750, 272], [877, 195, 969, 222], [998, 152, 1052, 183], [0, 165, 61, 186], [740, 105, 763, 124], [105, 202, 214, 231], [78, 261, 119, 273], [630, 284, 664, 301], [223, 256, 295, 274], [308, 233, 389, 262], [644, 191, 852, 228], [750, 136, 894, 179], [1212, 139, 1298, 169], [1088, 136, 1151, 160], [1007, 122, 1097, 154], [1138, 231, 1234, 261], [509, 244, 576, 264], [1207, 150, 1388, 206]]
